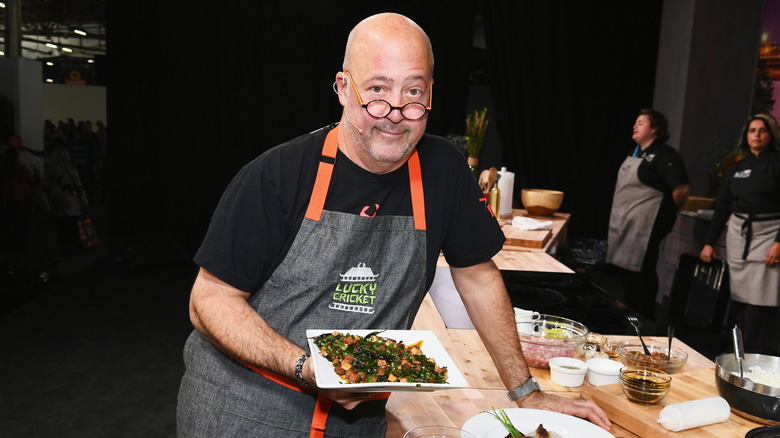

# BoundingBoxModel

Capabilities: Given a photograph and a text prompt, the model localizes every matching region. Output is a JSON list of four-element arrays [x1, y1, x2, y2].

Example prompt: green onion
[[485, 406, 525, 437]]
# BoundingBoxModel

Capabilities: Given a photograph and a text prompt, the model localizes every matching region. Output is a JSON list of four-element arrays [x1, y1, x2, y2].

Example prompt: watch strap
[[507, 376, 540, 401]]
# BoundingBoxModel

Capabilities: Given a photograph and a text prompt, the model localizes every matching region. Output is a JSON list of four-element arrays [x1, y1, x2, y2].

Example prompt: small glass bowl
[[617, 339, 688, 374], [578, 332, 608, 360], [619, 366, 672, 404], [518, 314, 588, 368]]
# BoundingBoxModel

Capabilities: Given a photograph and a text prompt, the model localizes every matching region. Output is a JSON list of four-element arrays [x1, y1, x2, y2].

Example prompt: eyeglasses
[[343, 70, 432, 121]]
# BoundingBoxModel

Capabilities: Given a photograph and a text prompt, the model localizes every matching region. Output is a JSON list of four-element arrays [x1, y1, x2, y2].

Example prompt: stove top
[[501, 270, 654, 335]]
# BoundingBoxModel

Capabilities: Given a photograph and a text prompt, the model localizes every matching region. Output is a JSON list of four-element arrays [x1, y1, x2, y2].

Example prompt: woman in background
[[606, 109, 690, 321], [700, 113, 780, 355]]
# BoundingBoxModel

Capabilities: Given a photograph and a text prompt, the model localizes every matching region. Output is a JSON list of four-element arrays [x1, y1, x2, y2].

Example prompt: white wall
[[0, 57, 44, 170], [42, 83, 107, 126]]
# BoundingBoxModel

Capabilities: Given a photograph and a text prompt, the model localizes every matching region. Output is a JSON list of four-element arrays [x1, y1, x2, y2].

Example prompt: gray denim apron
[[726, 213, 780, 306], [178, 125, 428, 437], [606, 156, 664, 272]]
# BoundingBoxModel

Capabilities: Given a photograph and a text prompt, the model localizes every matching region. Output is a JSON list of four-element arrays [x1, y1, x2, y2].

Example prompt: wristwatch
[[507, 376, 540, 401]]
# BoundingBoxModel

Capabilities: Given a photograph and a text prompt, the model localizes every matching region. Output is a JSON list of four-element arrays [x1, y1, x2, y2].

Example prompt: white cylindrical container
[[498, 167, 515, 217], [586, 358, 622, 386], [657, 396, 731, 432], [549, 357, 588, 387]]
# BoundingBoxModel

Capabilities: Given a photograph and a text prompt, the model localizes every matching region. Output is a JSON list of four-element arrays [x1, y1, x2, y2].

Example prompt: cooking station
[[385, 210, 765, 436], [430, 209, 653, 335]]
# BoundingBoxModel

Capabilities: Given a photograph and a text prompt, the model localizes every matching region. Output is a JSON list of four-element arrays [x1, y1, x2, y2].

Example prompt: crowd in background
[[0, 119, 107, 265]]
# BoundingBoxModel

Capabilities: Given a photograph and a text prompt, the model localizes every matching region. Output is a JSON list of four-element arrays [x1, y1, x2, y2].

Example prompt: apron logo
[[360, 204, 380, 217], [329, 263, 379, 314], [643, 153, 656, 162], [735, 169, 752, 178]]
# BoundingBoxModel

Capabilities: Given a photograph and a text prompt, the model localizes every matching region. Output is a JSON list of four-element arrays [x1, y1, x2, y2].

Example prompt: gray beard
[[348, 123, 417, 164]]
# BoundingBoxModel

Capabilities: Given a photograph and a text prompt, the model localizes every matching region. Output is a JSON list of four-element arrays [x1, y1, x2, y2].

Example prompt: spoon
[[732, 324, 744, 378], [666, 325, 675, 362]]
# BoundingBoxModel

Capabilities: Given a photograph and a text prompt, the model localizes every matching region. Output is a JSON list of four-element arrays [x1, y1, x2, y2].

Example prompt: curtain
[[482, 1, 663, 238]]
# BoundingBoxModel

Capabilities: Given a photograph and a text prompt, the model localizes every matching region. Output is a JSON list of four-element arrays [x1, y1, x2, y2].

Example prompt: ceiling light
[[46, 62, 54, 66], [46, 79, 54, 83], [87, 59, 95, 63], [62, 47, 73, 53], [0, 3, 6, 8], [45, 43, 58, 49], [74, 29, 87, 36], [0, 51, 4, 56]]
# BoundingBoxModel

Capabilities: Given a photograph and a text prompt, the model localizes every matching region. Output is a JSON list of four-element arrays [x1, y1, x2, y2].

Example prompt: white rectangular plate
[[306, 329, 468, 392]]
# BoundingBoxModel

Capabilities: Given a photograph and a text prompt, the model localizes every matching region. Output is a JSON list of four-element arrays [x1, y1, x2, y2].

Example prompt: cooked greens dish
[[312, 331, 449, 384]]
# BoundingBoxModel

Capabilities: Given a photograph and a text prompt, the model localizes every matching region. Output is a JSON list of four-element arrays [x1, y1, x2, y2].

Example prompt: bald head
[[343, 13, 434, 78]]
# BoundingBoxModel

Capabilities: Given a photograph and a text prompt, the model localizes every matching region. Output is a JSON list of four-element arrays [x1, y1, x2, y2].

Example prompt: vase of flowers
[[465, 108, 489, 178]]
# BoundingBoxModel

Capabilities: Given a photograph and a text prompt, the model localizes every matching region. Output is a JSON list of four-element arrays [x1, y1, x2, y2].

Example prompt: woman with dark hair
[[606, 108, 690, 321], [700, 113, 780, 355]]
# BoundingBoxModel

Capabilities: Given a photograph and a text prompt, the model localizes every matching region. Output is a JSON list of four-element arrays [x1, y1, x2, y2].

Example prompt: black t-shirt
[[705, 148, 780, 244], [194, 124, 506, 293], [631, 140, 689, 235]]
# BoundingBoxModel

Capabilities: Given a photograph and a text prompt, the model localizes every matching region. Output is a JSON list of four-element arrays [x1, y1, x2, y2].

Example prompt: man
[[177, 13, 610, 437]]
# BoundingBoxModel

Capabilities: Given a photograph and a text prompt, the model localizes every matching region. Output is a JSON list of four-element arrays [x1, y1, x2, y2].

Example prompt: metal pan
[[715, 353, 780, 425]]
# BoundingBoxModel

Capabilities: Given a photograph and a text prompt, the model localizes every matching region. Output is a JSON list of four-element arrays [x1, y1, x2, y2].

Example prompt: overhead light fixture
[[62, 47, 73, 53], [46, 79, 54, 83], [0, 51, 4, 56], [46, 43, 58, 49], [46, 62, 54, 66], [0, 3, 6, 8], [87, 59, 95, 63], [74, 29, 87, 36]]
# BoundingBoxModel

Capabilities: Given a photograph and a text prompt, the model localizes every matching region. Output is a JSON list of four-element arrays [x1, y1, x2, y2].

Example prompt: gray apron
[[178, 125, 428, 437], [606, 156, 664, 272], [726, 213, 780, 306]]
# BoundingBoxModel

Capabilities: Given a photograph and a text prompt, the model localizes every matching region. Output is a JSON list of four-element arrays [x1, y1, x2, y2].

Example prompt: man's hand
[[517, 391, 611, 431], [302, 359, 383, 410], [700, 244, 716, 263], [765, 242, 780, 267]]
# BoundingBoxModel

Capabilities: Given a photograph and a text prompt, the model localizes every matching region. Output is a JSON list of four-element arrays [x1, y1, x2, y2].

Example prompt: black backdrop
[[105, 1, 661, 255], [483, 1, 663, 239], [105, 3, 476, 253]]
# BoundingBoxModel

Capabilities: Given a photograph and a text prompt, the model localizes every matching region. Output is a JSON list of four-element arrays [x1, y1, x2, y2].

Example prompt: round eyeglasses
[[344, 70, 432, 121]]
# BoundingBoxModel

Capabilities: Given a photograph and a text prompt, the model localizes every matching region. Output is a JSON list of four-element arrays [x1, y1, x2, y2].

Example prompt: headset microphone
[[345, 113, 364, 135]]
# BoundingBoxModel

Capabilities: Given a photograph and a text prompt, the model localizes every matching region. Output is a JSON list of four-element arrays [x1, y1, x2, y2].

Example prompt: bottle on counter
[[657, 396, 731, 431], [497, 166, 514, 217], [489, 180, 501, 221]]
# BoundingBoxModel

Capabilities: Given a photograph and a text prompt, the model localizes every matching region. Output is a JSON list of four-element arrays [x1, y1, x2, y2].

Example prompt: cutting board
[[581, 367, 762, 437], [501, 223, 551, 249]]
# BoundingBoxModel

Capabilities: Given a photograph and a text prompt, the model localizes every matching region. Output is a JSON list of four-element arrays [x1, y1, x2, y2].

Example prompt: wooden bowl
[[521, 189, 564, 216]]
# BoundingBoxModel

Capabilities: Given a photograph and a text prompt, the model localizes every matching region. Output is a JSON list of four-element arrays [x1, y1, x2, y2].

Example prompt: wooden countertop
[[501, 209, 570, 254], [384, 294, 762, 437], [436, 208, 574, 274], [437, 251, 573, 274]]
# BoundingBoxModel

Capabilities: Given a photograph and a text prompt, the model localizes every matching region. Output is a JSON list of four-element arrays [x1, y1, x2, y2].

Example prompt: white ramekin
[[586, 358, 623, 386], [548, 356, 588, 387]]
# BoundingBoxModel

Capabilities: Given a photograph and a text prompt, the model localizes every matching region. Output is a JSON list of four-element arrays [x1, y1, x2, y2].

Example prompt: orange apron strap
[[310, 394, 332, 438], [407, 149, 426, 230], [305, 126, 340, 222]]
